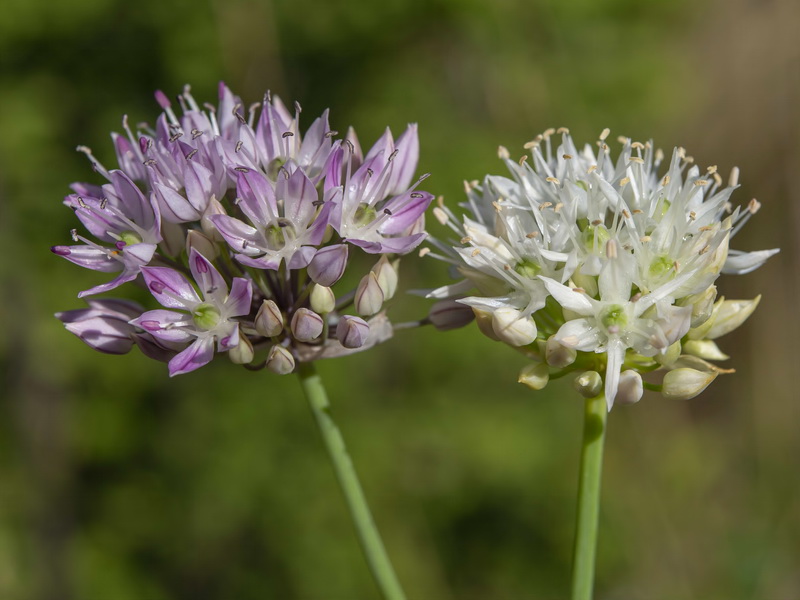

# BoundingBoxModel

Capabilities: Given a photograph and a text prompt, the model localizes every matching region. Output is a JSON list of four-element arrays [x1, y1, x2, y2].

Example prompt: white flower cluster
[[427, 128, 777, 410]]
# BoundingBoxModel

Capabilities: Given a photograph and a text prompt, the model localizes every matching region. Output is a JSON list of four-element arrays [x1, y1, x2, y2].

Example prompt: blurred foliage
[[1, 0, 799, 598]]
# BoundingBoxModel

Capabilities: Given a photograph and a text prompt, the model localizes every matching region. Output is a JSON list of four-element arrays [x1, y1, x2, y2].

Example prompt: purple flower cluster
[[54, 83, 432, 376]]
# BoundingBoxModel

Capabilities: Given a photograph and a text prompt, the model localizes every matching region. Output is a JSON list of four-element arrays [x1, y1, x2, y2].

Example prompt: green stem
[[296, 362, 406, 600], [571, 391, 608, 600]]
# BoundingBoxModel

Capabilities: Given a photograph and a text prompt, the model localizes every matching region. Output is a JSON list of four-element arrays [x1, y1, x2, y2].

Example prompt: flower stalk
[[571, 391, 607, 600], [297, 362, 406, 600]]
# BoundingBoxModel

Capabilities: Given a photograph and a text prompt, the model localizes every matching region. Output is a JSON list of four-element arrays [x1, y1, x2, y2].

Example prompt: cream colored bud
[[545, 335, 577, 368], [574, 371, 603, 398], [491, 307, 537, 347], [678, 285, 717, 328], [662, 368, 717, 400], [518, 363, 549, 390], [472, 307, 500, 341], [310, 284, 336, 314], [354, 272, 384, 316], [228, 331, 254, 364], [682, 339, 729, 361], [186, 230, 218, 260], [705, 296, 761, 340], [266, 345, 295, 375], [370, 256, 399, 300], [255, 300, 284, 337], [655, 340, 682, 367], [201, 197, 227, 241], [616, 370, 643, 406]]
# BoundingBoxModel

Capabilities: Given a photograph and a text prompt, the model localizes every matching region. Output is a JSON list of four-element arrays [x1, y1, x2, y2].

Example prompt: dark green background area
[[1, 0, 798, 598]]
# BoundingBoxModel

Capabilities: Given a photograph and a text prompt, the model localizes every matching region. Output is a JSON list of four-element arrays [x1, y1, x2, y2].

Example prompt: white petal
[[539, 276, 594, 314], [604, 340, 626, 411], [554, 318, 602, 352], [721, 248, 779, 275]]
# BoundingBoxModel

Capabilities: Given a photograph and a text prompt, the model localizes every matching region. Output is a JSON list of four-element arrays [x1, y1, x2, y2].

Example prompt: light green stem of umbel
[[570, 392, 608, 600], [297, 362, 406, 600]]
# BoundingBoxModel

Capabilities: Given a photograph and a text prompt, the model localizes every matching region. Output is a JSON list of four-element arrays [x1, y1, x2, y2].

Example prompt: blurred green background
[[1, 0, 798, 598]]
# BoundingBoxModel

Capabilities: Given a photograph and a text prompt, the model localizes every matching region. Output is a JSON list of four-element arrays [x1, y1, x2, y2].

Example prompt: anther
[[433, 207, 448, 225], [281, 131, 294, 138], [599, 128, 611, 141], [492, 201, 503, 212], [383, 208, 393, 216], [661, 175, 671, 186], [498, 145, 510, 158], [234, 166, 250, 173], [591, 219, 602, 226], [367, 168, 374, 177], [605, 239, 618, 259], [324, 130, 339, 138], [144, 159, 157, 166], [640, 235, 651, 242], [563, 154, 573, 159], [388, 149, 399, 161], [545, 177, 559, 184], [471, 248, 481, 257], [629, 157, 644, 164], [526, 232, 539, 239], [557, 127, 570, 134], [70, 229, 78, 241], [694, 179, 709, 186], [689, 211, 696, 220], [100, 198, 108, 209], [748, 198, 761, 214], [729, 166, 740, 187], [619, 177, 631, 186], [235, 140, 243, 153], [185, 149, 198, 160], [410, 192, 424, 198], [543, 128, 556, 137], [192, 129, 203, 139], [418, 247, 431, 257], [539, 202, 553, 209], [622, 209, 631, 218], [632, 209, 643, 214], [169, 132, 183, 142], [460, 236, 472, 244], [518, 155, 528, 166], [631, 142, 645, 150]]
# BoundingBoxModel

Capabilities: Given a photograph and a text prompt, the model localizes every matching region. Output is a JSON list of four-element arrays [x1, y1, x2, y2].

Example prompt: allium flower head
[[427, 128, 777, 409], [54, 83, 433, 376]]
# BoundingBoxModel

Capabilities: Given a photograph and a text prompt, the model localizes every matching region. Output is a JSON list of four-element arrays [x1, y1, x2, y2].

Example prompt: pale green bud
[[518, 363, 549, 390], [705, 296, 761, 340], [655, 341, 682, 367], [662, 368, 717, 400], [266, 345, 295, 375], [682, 339, 729, 361], [491, 307, 537, 347], [186, 229, 218, 260], [574, 371, 603, 398], [472, 307, 500, 341], [355, 272, 384, 316], [310, 284, 336, 314], [616, 370, 643, 406], [545, 335, 577, 368], [255, 300, 284, 337], [370, 256, 398, 300], [228, 330, 254, 365]]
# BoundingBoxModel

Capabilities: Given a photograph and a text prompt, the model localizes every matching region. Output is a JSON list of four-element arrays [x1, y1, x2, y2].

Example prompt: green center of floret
[[118, 230, 143, 246], [600, 304, 627, 332], [648, 255, 675, 279], [353, 203, 378, 227], [582, 224, 610, 252], [265, 219, 295, 250], [266, 158, 288, 180], [514, 258, 542, 279], [193, 303, 221, 330]]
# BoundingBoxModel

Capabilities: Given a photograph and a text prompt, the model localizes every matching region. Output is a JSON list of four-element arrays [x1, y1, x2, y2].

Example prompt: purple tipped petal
[[56, 303, 140, 354], [279, 167, 317, 227], [77, 268, 141, 298], [236, 169, 278, 227], [308, 244, 348, 286], [112, 132, 146, 181], [349, 233, 427, 255], [52, 245, 119, 272], [140, 267, 200, 309], [226, 277, 253, 316], [286, 245, 317, 270], [208, 214, 263, 256], [131, 309, 194, 343], [110, 170, 151, 227], [364, 127, 394, 162], [168, 336, 215, 376], [378, 191, 433, 235], [235, 254, 282, 270], [188, 248, 228, 300], [385, 124, 419, 195], [183, 161, 215, 216]]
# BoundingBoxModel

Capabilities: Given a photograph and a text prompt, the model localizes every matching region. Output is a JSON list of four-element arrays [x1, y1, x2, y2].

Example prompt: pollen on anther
[[699, 245, 710, 255], [587, 165, 598, 174], [518, 155, 528, 166], [557, 127, 570, 134], [629, 157, 644, 164], [526, 232, 539, 239], [281, 131, 294, 138], [545, 177, 559, 185], [563, 154, 573, 160], [729, 167, 740, 187], [554, 203, 563, 213], [591, 219, 603, 226], [631, 142, 645, 150], [471, 248, 481, 257], [599, 128, 611, 141], [689, 211, 697, 220], [498, 145, 510, 158], [619, 177, 631, 186], [433, 207, 448, 225], [748, 198, 761, 214], [492, 201, 503, 212], [694, 179, 709, 187], [572, 287, 586, 294], [539, 202, 553, 210], [543, 128, 556, 137], [70, 228, 78, 241], [661, 175, 671, 186], [622, 209, 631, 218], [460, 236, 472, 244], [418, 247, 431, 257], [632, 209, 643, 214], [640, 235, 652, 242], [185, 149, 198, 160]]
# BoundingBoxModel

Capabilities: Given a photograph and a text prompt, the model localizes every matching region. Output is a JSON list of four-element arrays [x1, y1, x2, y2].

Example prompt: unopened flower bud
[[662, 368, 717, 400], [546, 335, 577, 368], [472, 307, 500, 341], [678, 285, 717, 328], [291, 308, 324, 342], [255, 300, 284, 337], [308, 244, 348, 287], [310, 284, 336, 314], [705, 296, 761, 340], [429, 300, 475, 331], [336, 315, 370, 349], [682, 339, 729, 361], [160, 221, 186, 257], [228, 330, 254, 364], [370, 256, 399, 300], [518, 362, 549, 390], [574, 371, 603, 398], [186, 229, 218, 260], [201, 198, 227, 241], [616, 370, 643, 405], [266, 345, 295, 375], [355, 272, 384, 316], [491, 307, 537, 347], [655, 340, 681, 367]]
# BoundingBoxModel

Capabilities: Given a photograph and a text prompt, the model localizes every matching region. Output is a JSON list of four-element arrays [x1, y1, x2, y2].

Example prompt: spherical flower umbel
[[427, 128, 777, 410], [53, 83, 433, 375]]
